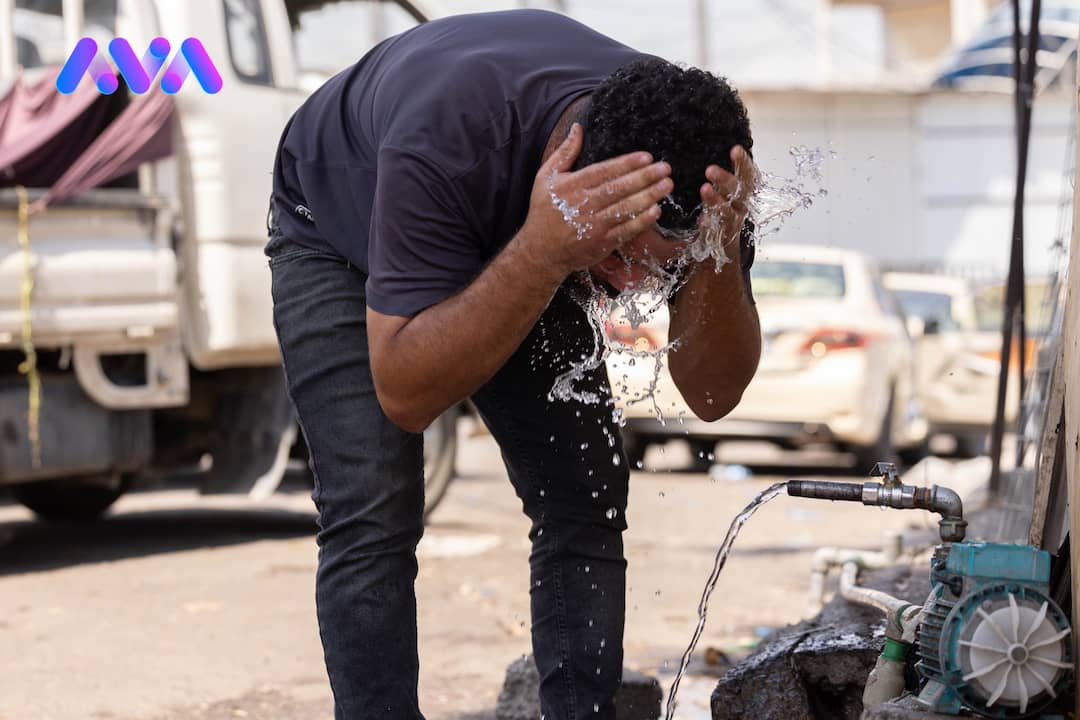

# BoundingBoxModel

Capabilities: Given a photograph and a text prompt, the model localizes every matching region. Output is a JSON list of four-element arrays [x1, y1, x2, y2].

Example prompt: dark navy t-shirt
[[272, 10, 650, 318]]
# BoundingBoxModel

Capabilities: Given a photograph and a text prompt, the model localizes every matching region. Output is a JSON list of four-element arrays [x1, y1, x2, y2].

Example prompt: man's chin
[[589, 259, 649, 293]]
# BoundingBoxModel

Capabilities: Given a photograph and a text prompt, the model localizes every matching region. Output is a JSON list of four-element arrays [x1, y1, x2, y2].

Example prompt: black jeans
[[267, 230, 630, 719]]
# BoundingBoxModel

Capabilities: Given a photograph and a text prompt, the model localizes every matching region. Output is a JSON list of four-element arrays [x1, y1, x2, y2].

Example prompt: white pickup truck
[[0, 0, 456, 520]]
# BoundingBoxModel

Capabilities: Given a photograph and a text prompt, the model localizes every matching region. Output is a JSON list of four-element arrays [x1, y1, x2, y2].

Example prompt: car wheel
[[687, 438, 716, 473], [13, 474, 131, 523], [898, 437, 930, 467], [422, 410, 458, 519], [620, 430, 647, 470], [954, 431, 988, 458], [853, 392, 896, 473]]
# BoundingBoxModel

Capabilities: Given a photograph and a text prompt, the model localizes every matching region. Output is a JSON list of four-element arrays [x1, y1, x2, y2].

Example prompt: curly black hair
[[574, 58, 753, 231]]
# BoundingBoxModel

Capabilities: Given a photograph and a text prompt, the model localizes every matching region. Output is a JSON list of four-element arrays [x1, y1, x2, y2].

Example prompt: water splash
[[546, 146, 828, 417], [663, 481, 789, 720], [547, 170, 591, 241], [748, 145, 829, 239]]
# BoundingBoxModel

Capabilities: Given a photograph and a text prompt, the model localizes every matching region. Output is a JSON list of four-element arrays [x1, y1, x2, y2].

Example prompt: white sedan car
[[883, 271, 1017, 456], [606, 244, 929, 471]]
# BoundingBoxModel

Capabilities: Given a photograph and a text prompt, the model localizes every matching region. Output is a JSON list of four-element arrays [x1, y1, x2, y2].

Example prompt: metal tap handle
[[871, 462, 901, 487]]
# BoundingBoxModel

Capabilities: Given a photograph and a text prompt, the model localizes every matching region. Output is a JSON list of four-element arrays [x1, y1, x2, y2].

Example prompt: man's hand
[[697, 145, 755, 256], [667, 145, 761, 421], [367, 124, 675, 432], [518, 123, 674, 282]]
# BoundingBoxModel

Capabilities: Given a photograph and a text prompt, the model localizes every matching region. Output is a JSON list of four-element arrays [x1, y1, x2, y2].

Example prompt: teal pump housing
[[916, 542, 1072, 718]]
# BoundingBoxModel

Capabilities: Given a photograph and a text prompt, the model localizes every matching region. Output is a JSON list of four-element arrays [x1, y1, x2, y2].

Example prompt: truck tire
[[13, 474, 131, 523], [422, 411, 458, 519], [687, 438, 716, 473], [954, 431, 988, 458], [852, 392, 896, 473], [620, 429, 647, 470]]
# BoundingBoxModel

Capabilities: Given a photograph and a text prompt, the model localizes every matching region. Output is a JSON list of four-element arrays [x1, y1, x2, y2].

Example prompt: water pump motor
[[788, 464, 1074, 718], [916, 542, 1072, 718]]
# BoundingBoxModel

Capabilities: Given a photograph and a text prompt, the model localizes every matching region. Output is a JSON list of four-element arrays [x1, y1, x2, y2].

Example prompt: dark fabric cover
[[0, 69, 174, 211], [37, 91, 174, 210], [0, 70, 122, 188]]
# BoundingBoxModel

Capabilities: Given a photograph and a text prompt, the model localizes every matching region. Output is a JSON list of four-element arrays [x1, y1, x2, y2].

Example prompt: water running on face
[[663, 481, 790, 720], [545, 146, 828, 419]]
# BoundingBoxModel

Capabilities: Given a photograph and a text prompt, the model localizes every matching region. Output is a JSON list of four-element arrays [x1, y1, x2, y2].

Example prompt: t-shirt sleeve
[[365, 147, 485, 317]]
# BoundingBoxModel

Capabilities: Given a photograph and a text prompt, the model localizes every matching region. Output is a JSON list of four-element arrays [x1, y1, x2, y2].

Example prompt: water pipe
[[836, 560, 923, 709], [839, 560, 908, 616], [805, 532, 903, 615], [787, 462, 968, 543]]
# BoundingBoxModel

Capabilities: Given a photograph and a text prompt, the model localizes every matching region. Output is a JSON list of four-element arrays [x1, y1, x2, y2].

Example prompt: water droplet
[[594, 703, 600, 713], [549, 435, 555, 442], [605, 507, 618, 520], [655, 589, 662, 597], [585, 565, 591, 573], [658, 491, 665, 499], [591, 491, 599, 499], [588, 618, 594, 626], [539, 489, 546, 497], [612, 453, 621, 467]]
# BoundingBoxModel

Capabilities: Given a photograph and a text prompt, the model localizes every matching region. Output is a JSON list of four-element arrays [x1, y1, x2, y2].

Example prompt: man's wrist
[[509, 225, 569, 290]]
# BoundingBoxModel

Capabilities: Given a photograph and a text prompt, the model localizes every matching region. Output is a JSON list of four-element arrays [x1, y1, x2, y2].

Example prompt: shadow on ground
[[0, 499, 317, 576]]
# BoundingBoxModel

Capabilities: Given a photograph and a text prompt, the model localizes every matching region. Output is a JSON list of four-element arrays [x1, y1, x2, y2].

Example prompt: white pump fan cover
[[958, 592, 1071, 715]]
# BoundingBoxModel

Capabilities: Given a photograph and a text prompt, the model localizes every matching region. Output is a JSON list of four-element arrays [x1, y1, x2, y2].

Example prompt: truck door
[[154, 0, 299, 370]]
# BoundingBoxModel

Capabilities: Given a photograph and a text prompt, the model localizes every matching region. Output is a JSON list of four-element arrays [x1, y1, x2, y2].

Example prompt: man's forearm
[[370, 227, 565, 432], [668, 252, 761, 421]]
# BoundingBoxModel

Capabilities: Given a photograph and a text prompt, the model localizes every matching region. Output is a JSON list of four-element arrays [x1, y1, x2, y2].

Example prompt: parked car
[[607, 244, 929, 471], [882, 271, 1018, 457], [0, 0, 457, 521]]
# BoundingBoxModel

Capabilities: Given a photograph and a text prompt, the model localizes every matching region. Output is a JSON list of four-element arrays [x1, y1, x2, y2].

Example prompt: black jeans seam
[[485, 390, 578, 717], [551, 527, 577, 719], [269, 261, 344, 711]]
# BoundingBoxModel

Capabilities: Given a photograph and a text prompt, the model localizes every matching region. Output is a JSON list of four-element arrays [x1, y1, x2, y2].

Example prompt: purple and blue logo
[[56, 37, 223, 95]]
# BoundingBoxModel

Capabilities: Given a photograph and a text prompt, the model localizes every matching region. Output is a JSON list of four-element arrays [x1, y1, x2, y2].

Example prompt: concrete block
[[495, 655, 662, 720], [711, 564, 933, 720]]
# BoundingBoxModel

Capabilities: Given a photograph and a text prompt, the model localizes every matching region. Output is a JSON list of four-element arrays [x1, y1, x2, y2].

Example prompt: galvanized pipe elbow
[[924, 485, 966, 543]]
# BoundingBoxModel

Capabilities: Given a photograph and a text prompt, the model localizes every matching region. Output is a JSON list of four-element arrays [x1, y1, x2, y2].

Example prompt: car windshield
[[751, 260, 846, 299], [891, 289, 959, 331]]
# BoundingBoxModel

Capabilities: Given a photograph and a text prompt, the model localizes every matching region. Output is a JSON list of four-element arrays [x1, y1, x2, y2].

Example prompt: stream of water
[[663, 481, 790, 720]]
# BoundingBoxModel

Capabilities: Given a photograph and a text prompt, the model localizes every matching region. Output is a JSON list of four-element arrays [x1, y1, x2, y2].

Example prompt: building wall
[[741, 87, 1073, 278]]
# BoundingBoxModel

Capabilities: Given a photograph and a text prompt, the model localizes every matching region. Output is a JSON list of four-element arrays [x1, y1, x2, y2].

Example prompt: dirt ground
[[0, 424, 937, 720]]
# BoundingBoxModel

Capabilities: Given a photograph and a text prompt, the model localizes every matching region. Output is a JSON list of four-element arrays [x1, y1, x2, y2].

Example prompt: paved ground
[[0, 423, 939, 720]]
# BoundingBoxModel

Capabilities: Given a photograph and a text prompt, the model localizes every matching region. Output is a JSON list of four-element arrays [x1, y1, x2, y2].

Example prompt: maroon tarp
[[36, 91, 174, 211], [0, 70, 124, 187], [0, 69, 175, 212]]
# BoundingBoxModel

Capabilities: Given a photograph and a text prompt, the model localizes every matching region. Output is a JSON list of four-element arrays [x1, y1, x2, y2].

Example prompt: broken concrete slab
[[495, 655, 662, 720], [711, 563, 932, 720]]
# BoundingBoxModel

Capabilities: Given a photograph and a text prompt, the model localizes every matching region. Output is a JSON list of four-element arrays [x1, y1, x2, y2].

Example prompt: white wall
[[918, 90, 1073, 278], [741, 87, 1073, 279]]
